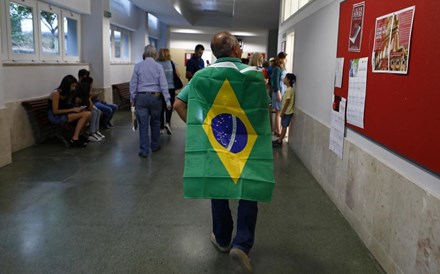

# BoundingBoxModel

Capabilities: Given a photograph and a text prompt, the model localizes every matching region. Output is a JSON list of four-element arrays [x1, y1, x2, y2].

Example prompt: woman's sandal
[[70, 138, 87, 148]]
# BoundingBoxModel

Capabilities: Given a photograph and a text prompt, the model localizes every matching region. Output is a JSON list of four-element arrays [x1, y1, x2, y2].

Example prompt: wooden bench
[[112, 82, 130, 109], [21, 97, 75, 147]]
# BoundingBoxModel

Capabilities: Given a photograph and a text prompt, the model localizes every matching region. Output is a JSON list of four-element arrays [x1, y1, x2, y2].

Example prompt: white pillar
[[81, 0, 111, 89], [0, 20, 12, 167]]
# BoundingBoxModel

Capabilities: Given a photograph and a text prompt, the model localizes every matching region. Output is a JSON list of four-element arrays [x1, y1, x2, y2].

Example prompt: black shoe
[[79, 134, 90, 143], [151, 145, 161, 152], [70, 139, 87, 148], [272, 140, 282, 148], [165, 123, 172, 135], [138, 152, 148, 158], [107, 122, 113, 128]]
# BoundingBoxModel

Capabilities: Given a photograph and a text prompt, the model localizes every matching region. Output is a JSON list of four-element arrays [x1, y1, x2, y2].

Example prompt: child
[[273, 73, 296, 147]]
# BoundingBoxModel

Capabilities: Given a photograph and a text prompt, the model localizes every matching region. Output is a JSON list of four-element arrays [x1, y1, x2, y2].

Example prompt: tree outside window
[[40, 10, 59, 55], [9, 2, 35, 54]]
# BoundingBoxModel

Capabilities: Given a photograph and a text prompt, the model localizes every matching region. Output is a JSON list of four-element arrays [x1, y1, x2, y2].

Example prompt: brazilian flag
[[183, 61, 275, 202]]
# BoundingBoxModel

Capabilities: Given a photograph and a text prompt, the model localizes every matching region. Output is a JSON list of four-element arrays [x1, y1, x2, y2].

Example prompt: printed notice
[[346, 57, 368, 128], [329, 97, 347, 159], [349, 2, 365, 52], [372, 6, 415, 74], [335, 58, 344, 88]]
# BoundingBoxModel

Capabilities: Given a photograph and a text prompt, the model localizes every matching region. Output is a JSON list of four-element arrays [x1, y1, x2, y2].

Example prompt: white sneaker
[[96, 131, 105, 139], [93, 133, 103, 141], [88, 134, 101, 142]]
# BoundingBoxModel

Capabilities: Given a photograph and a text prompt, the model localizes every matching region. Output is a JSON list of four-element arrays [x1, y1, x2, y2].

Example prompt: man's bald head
[[210, 32, 241, 59]]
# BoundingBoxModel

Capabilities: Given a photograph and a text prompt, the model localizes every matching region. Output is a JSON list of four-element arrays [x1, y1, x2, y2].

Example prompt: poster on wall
[[346, 57, 368, 128], [329, 97, 347, 159], [335, 57, 344, 88], [372, 6, 416, 74], [348, 2, 365, 52]]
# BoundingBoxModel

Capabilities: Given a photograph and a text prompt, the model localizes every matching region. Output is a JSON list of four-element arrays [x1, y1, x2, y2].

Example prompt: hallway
[[0, 111, 384, 273]]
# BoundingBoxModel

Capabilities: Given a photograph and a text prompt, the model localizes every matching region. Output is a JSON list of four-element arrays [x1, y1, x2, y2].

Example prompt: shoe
[[160, 129, 165, 135], [106, 122, 113, 128], [88, 134, 101, 142], [165, 123, 172, 135], [230, 248, 253, 274], [70, 138, 87, 148], [79, 134, 90, 143], [272, 140, 282, 148], [151, 145, 161, 152], [210, 233, 231, 253], [138, 152, 148, 158], [96, 131, 105, 139]]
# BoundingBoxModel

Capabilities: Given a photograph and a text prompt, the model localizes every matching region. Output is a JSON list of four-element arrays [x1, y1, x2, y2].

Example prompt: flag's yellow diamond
[[202, 79, 257, 184]]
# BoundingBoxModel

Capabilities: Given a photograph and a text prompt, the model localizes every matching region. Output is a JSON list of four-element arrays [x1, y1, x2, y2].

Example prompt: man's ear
[[233, 44, 242, 58]]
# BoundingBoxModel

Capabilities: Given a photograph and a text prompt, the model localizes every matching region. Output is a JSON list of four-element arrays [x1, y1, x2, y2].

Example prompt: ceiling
[[129, 0, 280, 33]]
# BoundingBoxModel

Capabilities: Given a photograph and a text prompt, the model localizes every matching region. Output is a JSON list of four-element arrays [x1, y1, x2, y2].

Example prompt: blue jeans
[[211, 199, 258, 254], [135, 93, 162, 155], [93, 100, 118, 125]]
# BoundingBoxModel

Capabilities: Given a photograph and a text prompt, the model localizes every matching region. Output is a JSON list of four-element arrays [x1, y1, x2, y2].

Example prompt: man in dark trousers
[[174, 32, 274, 274]]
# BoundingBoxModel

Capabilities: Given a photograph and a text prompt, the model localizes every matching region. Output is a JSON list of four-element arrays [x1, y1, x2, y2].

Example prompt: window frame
[[110, 25, 131, 64], [3, 0, 81, 63], [37, 2, 61, 62], [282, 0, 314, 22], [6, 0, 39, 61], [61, 9, 80, 63]]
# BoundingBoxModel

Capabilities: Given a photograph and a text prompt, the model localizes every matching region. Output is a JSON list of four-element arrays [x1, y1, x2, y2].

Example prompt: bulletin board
[[335, 0, 440, 175]]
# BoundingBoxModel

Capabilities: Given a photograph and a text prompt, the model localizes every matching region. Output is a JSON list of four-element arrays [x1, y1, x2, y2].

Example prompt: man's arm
[[173, 98, 187, 123]]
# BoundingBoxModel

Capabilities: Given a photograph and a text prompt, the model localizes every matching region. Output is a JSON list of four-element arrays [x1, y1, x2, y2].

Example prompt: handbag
[[171, 61, 183, 90]]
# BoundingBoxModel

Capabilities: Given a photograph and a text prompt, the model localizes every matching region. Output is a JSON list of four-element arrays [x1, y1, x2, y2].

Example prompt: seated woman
[[75, 79, 105, 142], [48, 75, 90, 147]]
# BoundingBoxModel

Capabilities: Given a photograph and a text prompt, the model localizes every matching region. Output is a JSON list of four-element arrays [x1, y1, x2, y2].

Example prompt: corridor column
[[81, 0, 112, 101], [0, 22, 12, 167]]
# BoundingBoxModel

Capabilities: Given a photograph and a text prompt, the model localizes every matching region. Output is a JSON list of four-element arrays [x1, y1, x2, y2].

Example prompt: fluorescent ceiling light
[[172, 29, 204, 34], [174, 4, 182, 15], [231, 31, 257, 37]]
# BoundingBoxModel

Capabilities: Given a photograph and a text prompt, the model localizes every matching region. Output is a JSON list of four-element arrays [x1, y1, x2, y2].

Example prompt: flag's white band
[[208, 62, 258, 74], [227, 115, 237, 151]]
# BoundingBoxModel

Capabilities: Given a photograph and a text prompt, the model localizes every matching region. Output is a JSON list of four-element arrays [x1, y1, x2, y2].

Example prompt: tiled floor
[[0, 111, 384, 273]]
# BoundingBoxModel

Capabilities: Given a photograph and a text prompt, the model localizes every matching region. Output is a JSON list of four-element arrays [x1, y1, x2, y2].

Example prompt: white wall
[[291, 4, 338, 126], [110, 64, 134, 84], [45, 0, 91, 14], [110, 0, 138, 31], [170, 32, 268, 55], [0, 20, 4, 107], [3, 65, 87, 102], [283, 1, 440, 273]]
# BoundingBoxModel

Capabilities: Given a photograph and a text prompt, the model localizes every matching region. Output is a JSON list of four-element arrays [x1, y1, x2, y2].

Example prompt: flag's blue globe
[[212, 113, 248, 153]]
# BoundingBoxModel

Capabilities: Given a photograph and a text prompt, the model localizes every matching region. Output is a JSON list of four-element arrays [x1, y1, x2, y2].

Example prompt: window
[[110, 25, 131, 63], [5, 0, 80, 62], [148, 37, 157, 48], [8, 0, 37, 60], [282, 0, 314, 21], [63, 11, 80, 60], [39, 3, 61, 60]]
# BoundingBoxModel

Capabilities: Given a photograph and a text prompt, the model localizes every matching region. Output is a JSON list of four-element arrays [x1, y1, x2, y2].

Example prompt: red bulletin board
[[335, 1, 440, 175]]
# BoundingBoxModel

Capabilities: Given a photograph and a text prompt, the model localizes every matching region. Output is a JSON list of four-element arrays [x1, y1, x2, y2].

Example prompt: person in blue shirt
[[185, 44, 205, 81], [130, 45, 171, 158]]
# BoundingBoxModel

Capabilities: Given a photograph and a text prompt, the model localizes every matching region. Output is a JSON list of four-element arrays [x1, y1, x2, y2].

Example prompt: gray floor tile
[[0, 110, 384, 274]]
